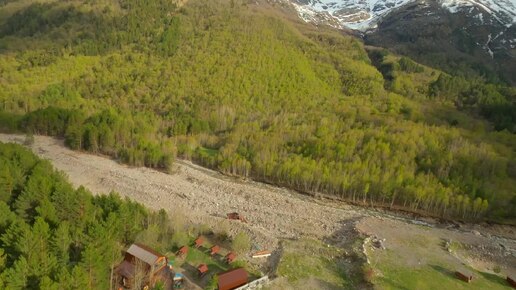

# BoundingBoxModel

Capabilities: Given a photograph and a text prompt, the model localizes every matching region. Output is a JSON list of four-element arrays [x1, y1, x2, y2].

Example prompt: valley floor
[[1, 134, 515, 289]]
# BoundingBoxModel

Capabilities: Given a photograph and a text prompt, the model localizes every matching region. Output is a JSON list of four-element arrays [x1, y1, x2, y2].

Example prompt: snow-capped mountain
[[288, 0, 516, 31]]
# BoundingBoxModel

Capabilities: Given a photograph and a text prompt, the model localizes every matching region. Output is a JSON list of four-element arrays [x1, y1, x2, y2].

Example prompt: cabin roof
[[127, 243, 164, 265], [226, 252, 236, 260], [198, 263, 208, 273], [218, 268, 248, 290], [456, 268, 474, 279]]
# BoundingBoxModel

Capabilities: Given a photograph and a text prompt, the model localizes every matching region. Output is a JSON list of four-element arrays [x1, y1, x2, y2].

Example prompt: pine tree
[[3, 257, 29, 290]]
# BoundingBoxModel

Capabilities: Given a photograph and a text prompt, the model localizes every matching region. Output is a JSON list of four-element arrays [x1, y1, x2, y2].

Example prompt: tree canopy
[[0, 0, 515, 222]]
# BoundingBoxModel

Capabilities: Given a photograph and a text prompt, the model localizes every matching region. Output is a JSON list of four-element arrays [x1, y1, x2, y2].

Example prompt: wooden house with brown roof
[[210, 245, 220, 256], [455, 269, 474, 283], [194, 237, 204, 248], [217, 268, 248, 290], [197, 263, 209, 277], [115, 243, 168, 289], [177, 246, 188, 257], [225, 252, 236, 264], [508, 273, 516, 288]]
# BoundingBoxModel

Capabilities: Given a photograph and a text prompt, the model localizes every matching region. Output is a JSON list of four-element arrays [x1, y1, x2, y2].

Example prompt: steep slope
[[0, 0, 515, 222], [282, 0, 516, 82], [365, 0, 516, 83], [287, 0, 516, 31]]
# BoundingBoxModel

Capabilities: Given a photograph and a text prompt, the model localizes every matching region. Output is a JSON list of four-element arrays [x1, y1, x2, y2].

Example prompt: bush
[[171, 231, 190, 248], [232, 232, 251, 254], [191, 223, 211, 236], [213, 221, 230, 241], [205, 274, 218, 290], [362, 263, 375, 283]]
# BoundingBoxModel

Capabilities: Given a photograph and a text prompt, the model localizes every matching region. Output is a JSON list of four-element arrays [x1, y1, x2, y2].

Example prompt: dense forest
[[0, 0, 515, 222], [0, 142, 251, 289], [0, 141, 161, 289]]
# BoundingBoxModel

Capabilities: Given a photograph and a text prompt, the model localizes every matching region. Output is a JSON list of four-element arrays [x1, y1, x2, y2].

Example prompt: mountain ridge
[[287, 0, 516, 31], [275, 0, 516, 83]]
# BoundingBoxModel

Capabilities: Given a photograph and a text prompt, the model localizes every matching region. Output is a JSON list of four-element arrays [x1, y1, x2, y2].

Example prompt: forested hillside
[[0, 0, 515, 222], [0, 142, 163, 289]]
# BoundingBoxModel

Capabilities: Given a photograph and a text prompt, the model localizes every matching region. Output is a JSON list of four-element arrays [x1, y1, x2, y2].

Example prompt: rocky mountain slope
[[288, 0, 516, 31], [281, 0, 516, 82]]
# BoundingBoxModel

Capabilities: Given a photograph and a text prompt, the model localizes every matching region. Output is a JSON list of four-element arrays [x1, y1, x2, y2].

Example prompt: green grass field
[[371, 250, 512, 290], [276, 238, 357, 289]]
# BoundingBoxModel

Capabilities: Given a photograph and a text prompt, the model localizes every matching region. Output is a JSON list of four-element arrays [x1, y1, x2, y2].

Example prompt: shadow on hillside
[[0, 2, 115, 56], [430, 264, 454, 279], [478, 271, 508, 287]]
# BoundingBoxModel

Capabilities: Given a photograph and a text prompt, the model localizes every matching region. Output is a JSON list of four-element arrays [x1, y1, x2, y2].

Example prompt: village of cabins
[[113, 212, 516, 290], [114, 212, 271, 290]]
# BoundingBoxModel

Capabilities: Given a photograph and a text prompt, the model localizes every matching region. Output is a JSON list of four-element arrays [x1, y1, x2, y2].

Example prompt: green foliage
[[277, 238, 352, 288], [0, 142, 165, 289], [0, 0, 514, 222], [231, 232, 251, 254], [171, 231, 189, 248], [205, 274, 219, 290], [399, 57, 424, 73]]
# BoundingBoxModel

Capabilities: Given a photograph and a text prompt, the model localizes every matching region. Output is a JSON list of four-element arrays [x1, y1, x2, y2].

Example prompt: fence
[[235, 276, 270, 290]]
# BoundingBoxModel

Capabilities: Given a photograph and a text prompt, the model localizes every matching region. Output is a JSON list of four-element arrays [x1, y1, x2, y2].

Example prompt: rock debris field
[[1, 134, 514, 275]]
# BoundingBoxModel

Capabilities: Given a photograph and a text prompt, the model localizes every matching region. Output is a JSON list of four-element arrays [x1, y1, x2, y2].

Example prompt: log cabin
[[115, 244, 168, 289]]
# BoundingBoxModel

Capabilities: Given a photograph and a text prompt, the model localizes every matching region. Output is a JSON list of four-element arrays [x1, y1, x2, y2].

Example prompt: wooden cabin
[[455, 269, 474, 283], [217, 268, 248, 290], [115, 244, 168, 289], [177, 246, 188, 257], [210, 245, 221, 256], [252, 250, 271, 258], [227, 212, 247, 222], [225, 252, 236, 264], [194, 237, 204, 248], [507, 273, 516, 288], [197, 263, 209, 277]]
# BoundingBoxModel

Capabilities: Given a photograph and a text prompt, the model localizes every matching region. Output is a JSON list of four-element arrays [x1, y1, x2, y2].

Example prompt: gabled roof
[[210, 245, 220, 254], [456, 268, 474, 278], [218, 268, 248, 290], [198, 263, 208, 273], [226, 252, 236, 262], [194, 237, 204, 245], [127, 244, 164, 265], [178, 246, 188, 254]]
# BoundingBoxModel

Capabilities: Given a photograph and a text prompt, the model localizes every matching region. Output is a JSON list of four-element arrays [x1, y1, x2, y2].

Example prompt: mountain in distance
[[282, 0, 516, 83], [288, 0, 516, 31]]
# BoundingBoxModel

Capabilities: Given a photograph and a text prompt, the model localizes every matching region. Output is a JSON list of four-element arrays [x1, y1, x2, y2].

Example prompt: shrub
[[232, 232, 251, 254]]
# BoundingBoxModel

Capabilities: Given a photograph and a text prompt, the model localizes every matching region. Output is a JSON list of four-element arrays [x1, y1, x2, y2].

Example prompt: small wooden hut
[[194, 237, 204, 248], [210, 245, 220, 256], [507, 273, 516, 288], [177, 246, 188, 257], [252, 250, 271, 258], [225, 252, 236, 264], [455, 269, 474, 283], [197, 263, 208, 277], [227, 212, 247, 222]]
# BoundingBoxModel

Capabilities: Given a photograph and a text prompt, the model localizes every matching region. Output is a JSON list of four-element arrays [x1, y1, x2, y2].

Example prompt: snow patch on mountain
[[291, 0, 416, 30], [288, 0, 516, 31], [441, 0, 516, 27]]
